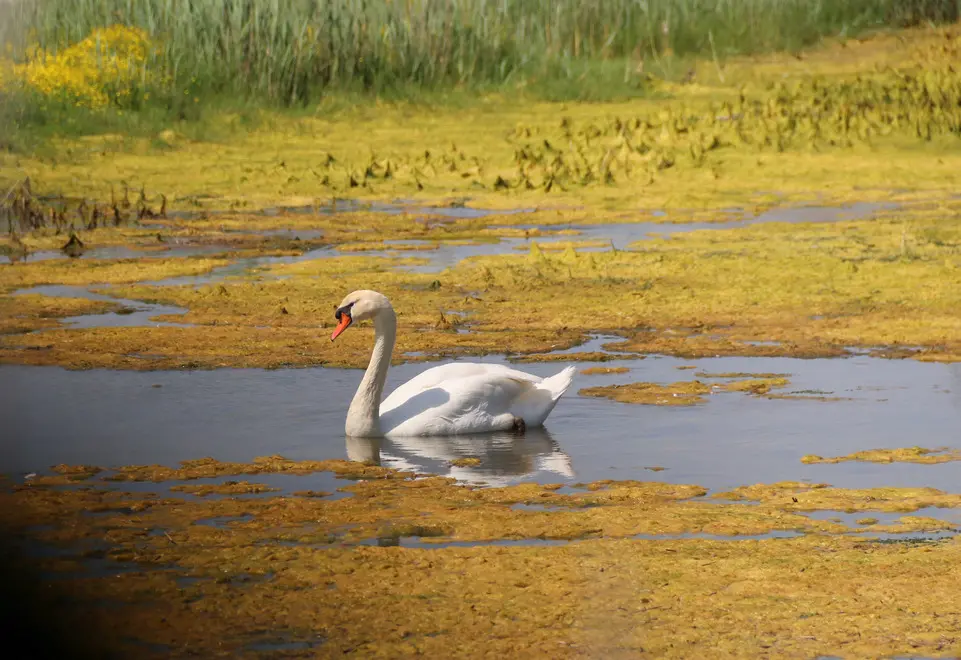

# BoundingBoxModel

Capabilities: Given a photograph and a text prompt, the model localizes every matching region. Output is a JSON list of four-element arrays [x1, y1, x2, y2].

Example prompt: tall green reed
[[2, 0, 959, 105]]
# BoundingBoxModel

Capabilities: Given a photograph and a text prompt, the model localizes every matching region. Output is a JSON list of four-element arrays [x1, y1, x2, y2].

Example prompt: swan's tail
[[542, 365, 577, 400], [511, 365, 576, 428]]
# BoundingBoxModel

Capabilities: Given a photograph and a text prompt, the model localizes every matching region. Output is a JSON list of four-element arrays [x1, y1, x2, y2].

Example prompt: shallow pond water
[[12, 285, 191, 329], [3, 351, 959, 496], [0, 243, 235, 265], [275, 201, 890, 274], [49, 200, 893, 299]]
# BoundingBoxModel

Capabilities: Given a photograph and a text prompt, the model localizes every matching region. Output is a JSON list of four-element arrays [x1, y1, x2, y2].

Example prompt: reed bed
[[1, 0, 958, 105]]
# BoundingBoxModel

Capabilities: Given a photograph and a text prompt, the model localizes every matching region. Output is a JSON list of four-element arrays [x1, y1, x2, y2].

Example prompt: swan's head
[[331, 289, 392, 341]]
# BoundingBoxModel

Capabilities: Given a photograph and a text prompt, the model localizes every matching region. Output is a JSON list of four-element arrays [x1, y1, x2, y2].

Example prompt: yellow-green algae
[[580, 380, 713, 406], [5, 458, 961, 657], [4, 195, 961, 369], [449, 457, 482, 468], [512, 240, 613, 252], [802, 446, 961, 465], [580, 376, 790, 405], [579, 366, 630, 375], [695, 371, 792, 379], [0, 294, 119, 334], [715, 481, 961, 513], [168, 481, 280, 497], [0, 256, 230, 292]]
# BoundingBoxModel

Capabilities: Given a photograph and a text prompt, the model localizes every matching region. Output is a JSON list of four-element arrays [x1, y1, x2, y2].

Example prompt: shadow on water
[[0, 538, 123, 658]]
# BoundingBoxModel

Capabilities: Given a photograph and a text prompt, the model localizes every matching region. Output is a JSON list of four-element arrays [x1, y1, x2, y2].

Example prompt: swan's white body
[[332, 290, 575, 438]]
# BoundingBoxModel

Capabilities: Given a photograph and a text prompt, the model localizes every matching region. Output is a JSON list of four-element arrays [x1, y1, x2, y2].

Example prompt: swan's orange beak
[[331, 313, 351, 341]]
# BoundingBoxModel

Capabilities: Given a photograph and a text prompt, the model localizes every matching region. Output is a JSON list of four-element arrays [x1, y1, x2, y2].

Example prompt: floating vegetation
[[719, 377, 790, 395], [802, 446, 961, 465], [5, 196, 961, 369], [169, 481, 280, 497], [449, 457, 482, 467], [0, 255, 230, 292], [5, 459, 961, 656], [580, 380, 712, 406], [714, 481, 961, 513], [98, 455, 414, 483], [0, 294, 119, 334], [511, 352, 642, 364], [579, 366, 630, 375], [695, 371, 791, 379], [580, 375, 790, 405]]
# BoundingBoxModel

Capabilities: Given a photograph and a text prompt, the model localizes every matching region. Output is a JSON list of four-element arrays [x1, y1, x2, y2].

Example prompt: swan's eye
[[335, 302, 354, 321]]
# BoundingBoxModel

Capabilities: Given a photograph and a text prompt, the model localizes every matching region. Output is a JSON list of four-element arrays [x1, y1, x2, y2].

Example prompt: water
[[2, 352, 959, 495], [12, 285, 191, 329], [0, 243, 235, 265], [3, 201, 888, 284], [257, 201, 890, 275]]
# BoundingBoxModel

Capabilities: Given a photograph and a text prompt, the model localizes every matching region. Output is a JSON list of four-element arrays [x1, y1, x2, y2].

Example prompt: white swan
[[331, 290, 576, 437]]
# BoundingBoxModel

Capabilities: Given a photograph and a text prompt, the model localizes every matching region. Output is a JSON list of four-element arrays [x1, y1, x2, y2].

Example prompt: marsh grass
[[2, 0, 958, 113]]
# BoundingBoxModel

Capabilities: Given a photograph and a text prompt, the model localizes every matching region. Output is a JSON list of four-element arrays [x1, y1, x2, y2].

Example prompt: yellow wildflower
[[8, 25, 157, 109]]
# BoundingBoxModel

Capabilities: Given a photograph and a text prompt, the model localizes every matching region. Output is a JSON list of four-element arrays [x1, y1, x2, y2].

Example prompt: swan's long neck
[[345, 307, 396, 437]]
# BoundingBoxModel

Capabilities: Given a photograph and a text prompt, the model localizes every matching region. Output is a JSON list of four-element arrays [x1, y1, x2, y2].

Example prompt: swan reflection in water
[[345, 427, 574, 486]]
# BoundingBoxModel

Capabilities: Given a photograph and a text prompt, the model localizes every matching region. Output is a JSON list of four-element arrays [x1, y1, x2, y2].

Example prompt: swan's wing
[[380, 371, 536, 436], [381, 362, 541, 414]]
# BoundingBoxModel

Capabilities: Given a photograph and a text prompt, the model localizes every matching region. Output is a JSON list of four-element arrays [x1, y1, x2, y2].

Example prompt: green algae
[[802, 446, 961, 465], [714, 481, 961, 513]]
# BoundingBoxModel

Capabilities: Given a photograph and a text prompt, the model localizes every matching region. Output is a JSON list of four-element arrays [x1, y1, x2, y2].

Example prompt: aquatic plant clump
[[802, 446, 961, 464]]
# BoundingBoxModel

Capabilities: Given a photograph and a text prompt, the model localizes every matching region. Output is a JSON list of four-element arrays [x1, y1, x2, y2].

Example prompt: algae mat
[[4, 458, 961, 658], [4, 198, 961, 369]]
